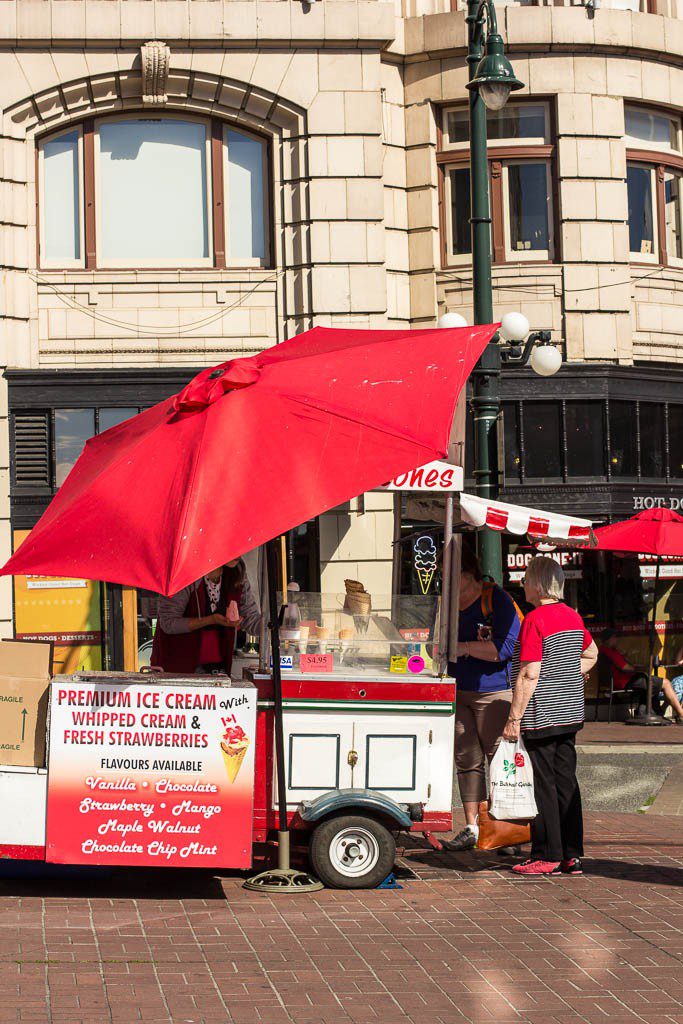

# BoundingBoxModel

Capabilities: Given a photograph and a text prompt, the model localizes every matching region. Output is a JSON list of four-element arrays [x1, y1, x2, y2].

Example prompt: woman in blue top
[[444, 546, 521, 851]]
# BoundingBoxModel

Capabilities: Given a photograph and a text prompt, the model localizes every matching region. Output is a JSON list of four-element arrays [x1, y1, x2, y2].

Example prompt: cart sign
[[382, 461, 464, 491], [46, 679, 256, 869]]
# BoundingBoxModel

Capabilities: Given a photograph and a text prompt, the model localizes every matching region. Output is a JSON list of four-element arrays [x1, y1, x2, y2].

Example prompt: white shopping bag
[[489, 737, 537, 820]]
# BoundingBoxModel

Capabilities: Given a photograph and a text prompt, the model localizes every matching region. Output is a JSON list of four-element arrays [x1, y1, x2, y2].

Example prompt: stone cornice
[[400, 7, 683, 65], [0, 0, 397, 49]]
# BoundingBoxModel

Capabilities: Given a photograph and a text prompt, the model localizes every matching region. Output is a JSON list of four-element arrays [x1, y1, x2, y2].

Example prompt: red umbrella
[[593, 507, 683, 557], [593, 508, 683, 725], [3, 325, 494, 596]]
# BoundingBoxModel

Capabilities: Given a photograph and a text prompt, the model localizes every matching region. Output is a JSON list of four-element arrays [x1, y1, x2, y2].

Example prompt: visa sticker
[[270, 655, 293, 670]]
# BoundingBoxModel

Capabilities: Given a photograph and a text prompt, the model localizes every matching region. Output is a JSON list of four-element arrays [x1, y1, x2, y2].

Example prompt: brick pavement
[[0, 811, 682, 1024], [578, 722, 683, 745]]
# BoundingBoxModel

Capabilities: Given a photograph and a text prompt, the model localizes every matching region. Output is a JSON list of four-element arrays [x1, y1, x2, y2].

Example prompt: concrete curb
[[648, 760, 683, 815]]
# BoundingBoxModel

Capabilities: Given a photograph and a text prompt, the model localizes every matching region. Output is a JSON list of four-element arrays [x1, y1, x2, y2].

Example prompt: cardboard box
[[0, 640, 52, 768]]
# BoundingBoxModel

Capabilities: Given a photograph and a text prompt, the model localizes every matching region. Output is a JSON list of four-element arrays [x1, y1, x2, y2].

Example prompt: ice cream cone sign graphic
[[414, 536, 438, 595], [416, 567, 435, 595], [221, 725, 250, 783]]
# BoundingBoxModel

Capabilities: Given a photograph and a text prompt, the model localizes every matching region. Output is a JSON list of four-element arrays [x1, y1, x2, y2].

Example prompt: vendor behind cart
[[152, 559, 261, 674], [444, 546, 521, 851]]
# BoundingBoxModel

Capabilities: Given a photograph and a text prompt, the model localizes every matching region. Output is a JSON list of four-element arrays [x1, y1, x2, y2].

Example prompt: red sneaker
[[512, 859, 561, 876]]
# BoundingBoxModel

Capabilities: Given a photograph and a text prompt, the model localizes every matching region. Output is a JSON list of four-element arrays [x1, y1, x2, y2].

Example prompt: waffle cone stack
[[344, 579, 371, 616], [221, 739, 249, 784]]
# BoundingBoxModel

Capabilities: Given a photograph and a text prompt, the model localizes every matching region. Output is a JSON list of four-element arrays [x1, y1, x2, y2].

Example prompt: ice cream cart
[[0, 325, 594, 888], [0, 469, 593, 889]]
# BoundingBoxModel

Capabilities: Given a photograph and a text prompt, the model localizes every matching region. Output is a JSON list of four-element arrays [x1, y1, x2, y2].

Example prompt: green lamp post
[[466, 0, 522, 583]]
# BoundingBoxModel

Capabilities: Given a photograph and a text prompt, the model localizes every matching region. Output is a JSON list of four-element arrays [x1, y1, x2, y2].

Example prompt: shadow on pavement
[[580, 857, 683, 888], [0, 866, 231, 900]]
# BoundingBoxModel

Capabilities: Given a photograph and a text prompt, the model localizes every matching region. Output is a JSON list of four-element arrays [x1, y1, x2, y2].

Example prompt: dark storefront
[[8, 362, 683, 672], [398, 361, 683, 664], [6, 368, 320, 672]]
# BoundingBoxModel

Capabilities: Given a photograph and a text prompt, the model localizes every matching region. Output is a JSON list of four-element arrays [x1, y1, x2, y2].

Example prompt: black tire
[[309, 814, 396, 889]]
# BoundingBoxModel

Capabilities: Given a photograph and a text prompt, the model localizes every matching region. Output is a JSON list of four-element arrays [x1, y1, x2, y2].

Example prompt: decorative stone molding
[[141, 41, 171, 105]]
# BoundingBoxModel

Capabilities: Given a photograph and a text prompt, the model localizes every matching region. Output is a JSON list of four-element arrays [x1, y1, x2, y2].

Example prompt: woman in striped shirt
[[503, 557, 598, 877]]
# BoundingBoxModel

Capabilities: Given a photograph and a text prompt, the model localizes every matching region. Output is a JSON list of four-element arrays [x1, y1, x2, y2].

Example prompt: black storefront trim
[[5, 368, 199, 409], [6, 368, 200, 528], [468, 362, 683, 521]]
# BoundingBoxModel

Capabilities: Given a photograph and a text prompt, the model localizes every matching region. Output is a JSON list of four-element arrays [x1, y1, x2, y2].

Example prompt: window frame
[[625, 103, 682, 156], [93, 113, 214, 270], [625, 103, 683, 269], [626, 161, 659, 265], [437, 100, 557, 269], [36, 114, 272, 272], [37, 125, 86, 270], [493, 396, 683, 487], [223, 124, 271, 269], [500, 158, 554, 263]]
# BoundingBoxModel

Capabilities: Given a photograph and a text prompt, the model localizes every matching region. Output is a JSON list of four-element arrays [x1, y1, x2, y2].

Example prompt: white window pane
[[625, 107, 677, 149], [43, 131, 80, 262], [487, 104, 546, 143], [98, 120, 209, 261], [227, 129, 265, 261], [445, 104, 546, 147]]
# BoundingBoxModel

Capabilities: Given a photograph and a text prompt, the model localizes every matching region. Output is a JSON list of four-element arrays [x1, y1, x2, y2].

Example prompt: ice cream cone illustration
[[220, 725, 250, 783], [416, 566, 435, 595], [414, 536, 438, 594]]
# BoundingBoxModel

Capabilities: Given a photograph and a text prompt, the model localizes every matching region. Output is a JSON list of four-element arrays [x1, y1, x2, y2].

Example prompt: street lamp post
[[439, 5, 562, 580], [466, 0, 522, 582]]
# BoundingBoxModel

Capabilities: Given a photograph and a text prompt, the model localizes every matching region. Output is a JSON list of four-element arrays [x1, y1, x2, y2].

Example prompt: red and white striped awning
[[459, 492, 594, 546]]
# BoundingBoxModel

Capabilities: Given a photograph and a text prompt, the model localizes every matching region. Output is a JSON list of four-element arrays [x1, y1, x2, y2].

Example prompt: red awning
[[459, 493, 594, 546]]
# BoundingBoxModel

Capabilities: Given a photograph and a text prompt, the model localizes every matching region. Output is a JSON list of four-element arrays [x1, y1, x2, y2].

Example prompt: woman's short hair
[[525, 556, 565, 599]]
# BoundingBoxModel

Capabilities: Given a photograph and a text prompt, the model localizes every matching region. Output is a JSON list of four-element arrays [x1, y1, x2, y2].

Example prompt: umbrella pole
[[630, 555, 669, 727], [244, 539, 323, 892]]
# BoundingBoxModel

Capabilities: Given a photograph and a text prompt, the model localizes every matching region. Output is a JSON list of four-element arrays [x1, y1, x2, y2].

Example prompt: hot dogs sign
[[46, 679, 257, 868]]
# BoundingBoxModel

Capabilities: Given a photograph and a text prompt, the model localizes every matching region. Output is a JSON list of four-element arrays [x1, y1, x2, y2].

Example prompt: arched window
[[625, 104, 683, 266], [38, 116, 270, 269]]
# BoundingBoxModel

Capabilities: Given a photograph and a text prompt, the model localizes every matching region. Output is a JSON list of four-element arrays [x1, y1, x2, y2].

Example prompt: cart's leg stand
[[244, 539, 323, 893]]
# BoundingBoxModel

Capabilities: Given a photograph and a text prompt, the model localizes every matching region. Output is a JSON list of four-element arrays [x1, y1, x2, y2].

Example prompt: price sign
[[299, 653, 334, 673]]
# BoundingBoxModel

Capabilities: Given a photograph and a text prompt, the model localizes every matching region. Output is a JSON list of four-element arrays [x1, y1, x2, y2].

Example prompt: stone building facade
[[0, 0, 681, 663]]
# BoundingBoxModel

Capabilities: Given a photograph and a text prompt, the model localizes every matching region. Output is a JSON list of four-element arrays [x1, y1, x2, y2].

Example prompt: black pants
[[524, 731, 583, 863]]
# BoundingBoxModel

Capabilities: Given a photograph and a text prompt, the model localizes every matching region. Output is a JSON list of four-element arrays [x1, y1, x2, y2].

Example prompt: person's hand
[[226, 615, 243, 630], [502, 718, 521, 742], [208, 612, 230, 627]]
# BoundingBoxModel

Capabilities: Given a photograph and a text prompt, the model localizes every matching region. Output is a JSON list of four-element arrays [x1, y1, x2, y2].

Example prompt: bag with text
[[489, 737, 537, 821]]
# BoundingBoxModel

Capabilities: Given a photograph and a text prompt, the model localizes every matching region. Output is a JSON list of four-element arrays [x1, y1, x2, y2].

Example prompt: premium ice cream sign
[[45, 680, 256, 868], [382, 461, 464, 491]]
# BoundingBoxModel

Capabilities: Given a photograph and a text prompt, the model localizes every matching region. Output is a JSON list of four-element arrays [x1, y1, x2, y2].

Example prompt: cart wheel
[[309, 814, 396, 889]]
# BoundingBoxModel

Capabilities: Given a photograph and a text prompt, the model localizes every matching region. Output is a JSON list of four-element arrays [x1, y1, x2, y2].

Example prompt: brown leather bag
[[475, 801, 531, 851]]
